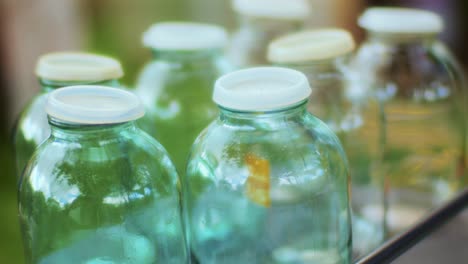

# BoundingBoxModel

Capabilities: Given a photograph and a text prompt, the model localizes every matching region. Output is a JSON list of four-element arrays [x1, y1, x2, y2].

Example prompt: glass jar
[[14, 52, 123, 178], [183, 67, 351, 264], [268, 28, 384, 256], [228, 0, 310, 67], [135, 22, 231, 174], [353, 7, 467, 235], [18, 86, 188, 264]]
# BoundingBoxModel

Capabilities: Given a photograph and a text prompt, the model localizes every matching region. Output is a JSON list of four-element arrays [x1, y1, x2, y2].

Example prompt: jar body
[[183, 105, 351, 264], [19, 123, 188, 264], [136, 51, 231, 174], [352, 36, 467, 234], [14, 79, 120, 177], [229, 17, 302, 67], [290, 60, 384, 255]]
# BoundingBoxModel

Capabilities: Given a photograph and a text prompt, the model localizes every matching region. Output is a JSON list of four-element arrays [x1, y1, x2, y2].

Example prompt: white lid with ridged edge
[[36, 52, 124, 82], [142, 22, 228, 51], [46, 85, 145, 125], [268, 28, 355, 63], [213, 67, 311, 112], [232, 0, 310, 20], [358, 7, 444, 35]]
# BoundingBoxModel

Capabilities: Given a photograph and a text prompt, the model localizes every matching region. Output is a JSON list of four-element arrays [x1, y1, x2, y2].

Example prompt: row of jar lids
[[230, 1, 443, 32], [47, 67, 311, 124], [36, 7, 445, 81], [143, 7, 443, 50]]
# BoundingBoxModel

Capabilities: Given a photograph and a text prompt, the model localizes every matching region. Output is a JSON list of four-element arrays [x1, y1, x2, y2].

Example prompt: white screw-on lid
[[36, 52, 124, 82], [213, 67, 311, 111], [358, 7, 444, 35], [232, 0, 310, 20], [46, 85, 145, 125], [142, 22, 228, 51], [268, 28, 355, 63]]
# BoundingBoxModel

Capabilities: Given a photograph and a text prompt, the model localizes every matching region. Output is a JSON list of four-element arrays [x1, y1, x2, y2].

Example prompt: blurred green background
[[1, 0, 467, 262]]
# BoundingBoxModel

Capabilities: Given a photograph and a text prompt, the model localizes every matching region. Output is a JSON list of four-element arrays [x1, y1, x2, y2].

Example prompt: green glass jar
[[183, 67, 351, 264], [14, 52, 124, 178], [268, 29, 384, 256], [136, 22, 231, 174], [354, 7, 467, 235], [228, 0, 310, 67], [19, 86, 188, 264]]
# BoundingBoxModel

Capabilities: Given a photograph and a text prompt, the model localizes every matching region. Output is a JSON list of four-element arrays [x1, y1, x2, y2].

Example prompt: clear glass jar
[[14, 52, 123, 178], [183, 67, 351, 264], [353, 7, 468, 235], [268, 29, 384, 256], [228, 0, 310, 67], [135, 22, 232, 174], [18, 86, 188, 264]]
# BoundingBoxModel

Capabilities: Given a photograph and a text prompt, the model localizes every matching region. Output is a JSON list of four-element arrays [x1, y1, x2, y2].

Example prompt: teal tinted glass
[[18, 86, 188, 263], [183, 102, 352, 263]]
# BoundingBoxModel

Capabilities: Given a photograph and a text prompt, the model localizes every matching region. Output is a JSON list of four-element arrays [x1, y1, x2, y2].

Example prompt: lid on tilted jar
[[232, 0, 311, 21], [267, 28, 356, 64], [213, 67, 311, 112], [142, 22, 228, 51], [46, 85, 145, 125], [358, 7, 444, 36], [36, 52, 124, 82]]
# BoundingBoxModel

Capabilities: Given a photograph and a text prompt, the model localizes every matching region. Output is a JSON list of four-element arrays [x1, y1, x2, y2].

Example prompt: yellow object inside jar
[[245, 154, 271, 207]]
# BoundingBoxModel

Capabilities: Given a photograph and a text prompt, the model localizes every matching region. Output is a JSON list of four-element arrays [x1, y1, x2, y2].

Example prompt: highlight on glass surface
[[18, 85, 188, 264], [228, 0, 311, 67], [135, 21, 232, 175], [268, 28, 384, 257], [14, 52, 124, 179], [352, 7, 467, 237], [183, 67, 352, 263]]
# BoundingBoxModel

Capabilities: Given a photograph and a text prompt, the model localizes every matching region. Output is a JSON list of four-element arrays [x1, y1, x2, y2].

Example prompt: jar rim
[[213, 67, 311, 112], [46, 85, 145, 125]]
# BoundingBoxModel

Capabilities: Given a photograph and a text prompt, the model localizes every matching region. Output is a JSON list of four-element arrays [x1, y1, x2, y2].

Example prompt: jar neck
[[39, 79, 120, 93], [49, 120, 137, 142], [283, 55, 348, 81], [150, 48, 222, 67], [219, 101, 308, 128], [366, 31, 438, 45], [238, 15, 302, 34]]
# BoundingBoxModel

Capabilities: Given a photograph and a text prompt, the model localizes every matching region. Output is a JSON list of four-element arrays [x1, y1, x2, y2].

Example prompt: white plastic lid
[[232, 0, 310, 20], [213, 67, 311, 111], [358, 7, 444, 35], [46, 85, 145, 125], [142, 22, 228, 51], [268, 29, 355, 63], [36, 52, 124, 82]]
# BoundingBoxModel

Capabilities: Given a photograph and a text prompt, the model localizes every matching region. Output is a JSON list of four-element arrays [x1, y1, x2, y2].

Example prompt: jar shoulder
[[20, 131, 178, 195], [15, 94, 49, 143]]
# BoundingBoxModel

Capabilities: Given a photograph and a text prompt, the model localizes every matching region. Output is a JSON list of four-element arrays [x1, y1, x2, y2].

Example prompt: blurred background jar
[[352, 7, 467, 235], [228, 0, 311, 67], [268, 28, 384, 257], [183, 67, 351, 264], [135, 22, 231, 174], [19, 86, 188, 264], [14, 52, 123, 179]]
